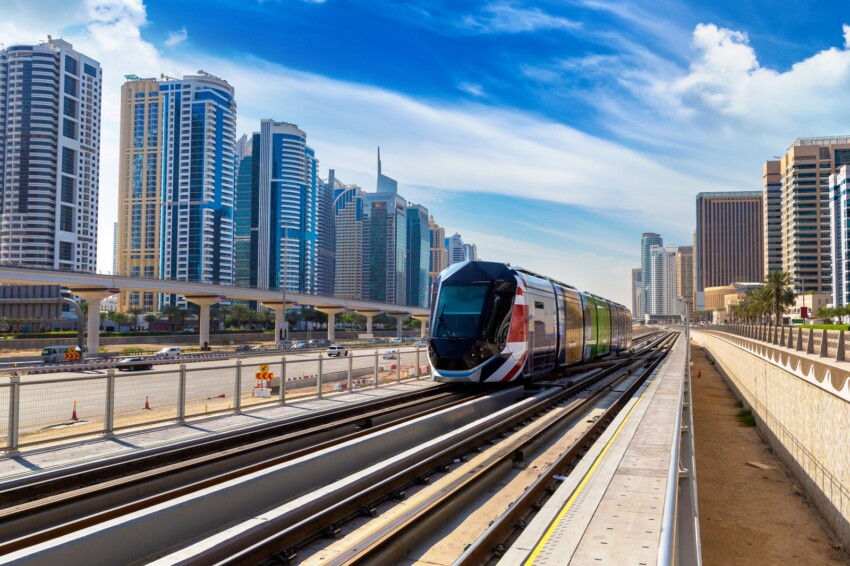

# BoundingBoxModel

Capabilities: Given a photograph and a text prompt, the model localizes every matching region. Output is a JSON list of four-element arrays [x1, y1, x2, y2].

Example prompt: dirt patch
[[691, 343, 848, 565]]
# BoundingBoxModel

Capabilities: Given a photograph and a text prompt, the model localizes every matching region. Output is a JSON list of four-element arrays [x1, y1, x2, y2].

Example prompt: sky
[[5, 0, 850, 306]]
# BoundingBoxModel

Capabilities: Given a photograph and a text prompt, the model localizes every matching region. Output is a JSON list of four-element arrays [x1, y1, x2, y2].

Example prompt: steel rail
[[454, 332, 678, 564], [202, 349, 666, 564], [0, 387, 492, 554], [0, 384, 454, 507]]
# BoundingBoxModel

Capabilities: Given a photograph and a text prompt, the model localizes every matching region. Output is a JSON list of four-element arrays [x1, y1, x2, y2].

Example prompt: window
[[65, 55, 77, 75], [62, 147, 76, 175], [83, 63, 97, 77], [63, 97, 77, 118], [433, 284, 488, 339], [64, 75, 77, 96], [61, 176, 74, 203], [62, 118, 76, 139], [60, 206, 75, 232], [59, 242, 73, 261]]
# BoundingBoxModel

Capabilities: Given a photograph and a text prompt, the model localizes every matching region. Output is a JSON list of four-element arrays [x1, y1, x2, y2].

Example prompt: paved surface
[[0, 378, 438, 482], [502, 334, 685, 565]]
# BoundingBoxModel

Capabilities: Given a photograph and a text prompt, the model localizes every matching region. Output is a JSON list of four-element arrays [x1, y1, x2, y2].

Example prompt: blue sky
[[6, 0, 850, 306]]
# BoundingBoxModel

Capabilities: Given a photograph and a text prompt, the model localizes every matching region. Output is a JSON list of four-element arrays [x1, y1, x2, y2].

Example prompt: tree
[[161, 304, 185, 332], [144, 313, 159, 330], [762, 271, 795, 326]]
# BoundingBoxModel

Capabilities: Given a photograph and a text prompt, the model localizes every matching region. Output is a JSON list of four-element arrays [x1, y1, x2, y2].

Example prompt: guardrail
[[1, 348, 430, 453]]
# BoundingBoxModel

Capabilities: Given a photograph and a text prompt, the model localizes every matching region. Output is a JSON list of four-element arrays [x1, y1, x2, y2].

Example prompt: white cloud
[[164, 26, 188, 47], [457, 81, 484, 97], [459, 2, 579, 34]]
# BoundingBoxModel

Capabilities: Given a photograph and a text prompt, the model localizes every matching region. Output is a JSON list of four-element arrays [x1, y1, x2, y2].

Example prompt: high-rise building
[[830, 165, 850, 306], [676, 245, 693, 309], [316, 170, 336, 297], [112, 222, 118, 274], [649, 244, 679, 315], [639, 233, 663, 317], [762, 160, 782, 276], [770, 137, 850, 294], [406, 203, 430, 307], [695, 192, 763, 297], [234, 133, 258, 289], [631, 267, 642, 319], [232, 120, 318, 294], [447, 233, 466, 265], [363, 150, 407, 304], [333, 178, 363, 300], [463, 242, 479, 262], [428, 216, 447, 292], [0, 38, 101, 272], [117, 72, 236, 308]]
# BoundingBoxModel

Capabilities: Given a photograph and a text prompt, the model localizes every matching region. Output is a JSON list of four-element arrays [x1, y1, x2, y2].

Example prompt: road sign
[[260, 364, 269, 373], [65, 347, 80, 361]]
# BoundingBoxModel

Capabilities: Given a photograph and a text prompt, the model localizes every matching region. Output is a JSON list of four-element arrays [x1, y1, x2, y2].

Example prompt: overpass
[[0, 265, 430, 355]]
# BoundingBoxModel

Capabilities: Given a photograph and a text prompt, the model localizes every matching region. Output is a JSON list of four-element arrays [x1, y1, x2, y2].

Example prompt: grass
[[733, 399, 744, 408], [735, 407, 757, 427], [795, 324, 850, 331], [120, 346, 146, 354]]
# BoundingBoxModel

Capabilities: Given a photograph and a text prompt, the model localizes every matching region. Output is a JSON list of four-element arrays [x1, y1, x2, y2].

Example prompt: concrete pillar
[[411, 315, 430, 338], [184, 296, 222, 349], [392, 315, 407, 340], [366, 314, 374, 336], [72, 289, 114, 358], [315, 308, 344, 342]]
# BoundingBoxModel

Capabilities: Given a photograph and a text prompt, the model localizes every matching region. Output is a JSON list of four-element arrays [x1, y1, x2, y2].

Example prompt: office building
[[117, 72, 236, 309], [639, 233, 663, 317], [333, 178, 364, 300], [316, 171, 336, 297], [830, 165, 850, 305], [406, 203, 430, 307], [231, 120, 318, 294], [694, 192, 763, 297], [763, 160, 782, 276], [676, 246, 693, 309], [363, 150, 407, 304], [631, 268, 642, 319], [0, 38, 101, 272], [649, 244, 679, 315], [429, 216, 447, 292], [769, 137, 850, 294]]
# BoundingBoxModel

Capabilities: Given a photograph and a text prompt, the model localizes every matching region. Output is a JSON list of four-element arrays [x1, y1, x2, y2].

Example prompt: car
[[156, 347, 181, 358], [327, 345, 349, 357], [116, 357, 154, 371], [387, 337, 402, 344], [309, 339, 331, 348], [382, 349, 398, 359], [414, 340, 427, 348], [249, 345, 267, 351], [291, 340, 307, 349]]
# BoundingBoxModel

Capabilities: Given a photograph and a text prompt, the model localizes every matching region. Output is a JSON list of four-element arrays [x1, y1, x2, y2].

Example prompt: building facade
[[234, 133, 258, 289], [316, 170, 336, 297], [830, 165, 850, 306], [639, 233, 663, 317], [363, 151, 407, 304], [406, 203, 430, 307], [649, 244, 679, 316], [631, 267, 642, 320], [770, 137, 850, 294], [0, 38, 101, 272], [428, 216, 447, 293], [695, 192, 763, 296], [676, 245, 694, 310], [762, 160, 782, 276], [333, 178, 363, 300]]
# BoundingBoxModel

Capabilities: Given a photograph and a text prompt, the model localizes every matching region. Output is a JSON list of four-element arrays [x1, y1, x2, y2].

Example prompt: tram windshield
[[433, 284, 489, 339]]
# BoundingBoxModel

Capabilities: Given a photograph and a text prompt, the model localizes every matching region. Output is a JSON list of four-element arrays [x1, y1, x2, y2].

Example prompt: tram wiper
[[437, 304, 456, 341]]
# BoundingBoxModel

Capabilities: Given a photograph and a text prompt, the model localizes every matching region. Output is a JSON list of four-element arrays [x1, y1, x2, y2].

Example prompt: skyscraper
[[333, 178, 363, 300], [769, 137, 850, 294], [363, 150, 407, 304], [234, 133, 258, 289], [694, 192, 763, 296], [428, 216, 447, 293], [762, 160, 782, 276], [676, 245, 693, 309], [631, 267, 642, 319], [117, 72, 236, 308], [0, 38, 101, 272], [316, 170, 336, 297], [639, 233, 663, 317], [830, 165, 850, 306], [406, 203, 430, 307], [649, 244, 678, 315]]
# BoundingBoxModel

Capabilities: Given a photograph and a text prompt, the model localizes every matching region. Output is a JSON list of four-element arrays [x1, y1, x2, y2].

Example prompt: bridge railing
[[0, 348, 429, 452]]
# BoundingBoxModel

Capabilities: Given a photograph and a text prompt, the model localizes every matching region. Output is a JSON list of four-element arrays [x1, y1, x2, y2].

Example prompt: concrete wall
[[692, 330, 850, 549]]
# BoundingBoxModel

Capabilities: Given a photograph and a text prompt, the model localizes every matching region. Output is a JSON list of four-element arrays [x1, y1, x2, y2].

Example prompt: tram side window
[[483, 292, 515, 346], [434, 284, 488, 339]]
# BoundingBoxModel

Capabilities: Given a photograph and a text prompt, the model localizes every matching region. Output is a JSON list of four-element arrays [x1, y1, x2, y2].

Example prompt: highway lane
[[2, 347, 429, 446]]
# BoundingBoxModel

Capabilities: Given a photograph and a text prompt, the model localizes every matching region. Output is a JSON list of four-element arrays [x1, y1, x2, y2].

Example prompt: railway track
[[161, 332, 677, 564], [0, 332, 676, 564]]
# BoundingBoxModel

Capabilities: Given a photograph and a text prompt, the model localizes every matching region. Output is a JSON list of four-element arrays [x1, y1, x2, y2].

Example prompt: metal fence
[[1, 348, 430, 451]]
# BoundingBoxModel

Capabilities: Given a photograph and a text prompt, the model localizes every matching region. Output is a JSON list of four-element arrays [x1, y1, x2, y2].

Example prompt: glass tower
[[406, 203, 430, 307]]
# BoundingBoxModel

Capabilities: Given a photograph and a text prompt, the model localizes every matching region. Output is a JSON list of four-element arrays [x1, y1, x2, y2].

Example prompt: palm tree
[[161, 304, 185, 332], [144, 313, 159, 330], [762, 271, 795, 326]]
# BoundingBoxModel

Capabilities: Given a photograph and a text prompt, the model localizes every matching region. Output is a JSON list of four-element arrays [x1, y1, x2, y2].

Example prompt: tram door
[[527, 293, 557, 376]]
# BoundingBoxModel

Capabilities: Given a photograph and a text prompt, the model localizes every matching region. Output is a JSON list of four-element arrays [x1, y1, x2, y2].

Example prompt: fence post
[[796, 327, 803, 351], [105, 369, 116, 436], [807, 328, 815, 354], [837, 330, 846, 362], [779, 326, 786, 347], [317, 353, 323, 399], [374, 350, 380, 389], [279, 356, 287, 405], [397, 353, 402, 383], [819, 329, 829, 358], [415, 347, 421, 380], [347, 352, 353, 393], [234, 359, 242, 413], [178, 364, 187, 422], [7, 374, 20, 453]]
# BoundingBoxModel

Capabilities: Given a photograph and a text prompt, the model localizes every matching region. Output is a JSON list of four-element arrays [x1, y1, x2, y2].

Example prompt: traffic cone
[[71, 400, 78, 421], [144, 396, 152, 410]]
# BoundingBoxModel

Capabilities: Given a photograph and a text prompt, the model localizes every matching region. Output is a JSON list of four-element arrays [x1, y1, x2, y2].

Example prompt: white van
[[41, 345, 86, 363]]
